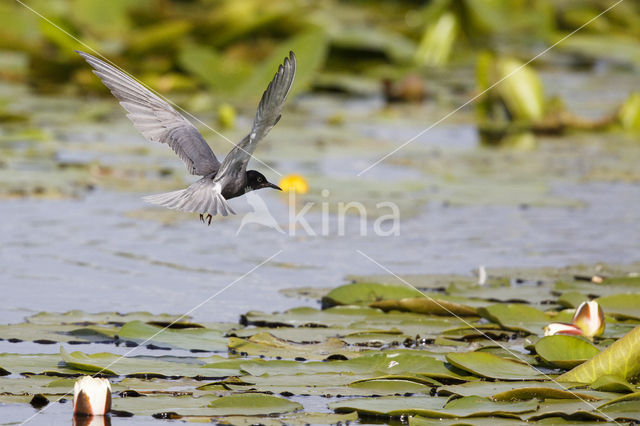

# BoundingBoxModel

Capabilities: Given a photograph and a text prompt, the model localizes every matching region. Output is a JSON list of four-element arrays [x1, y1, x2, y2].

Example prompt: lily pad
[[446, 352, 543, 380], [59, 347, 214, 378], [228, 332, 352, 361], [492, 387, 600, 402], [535, 335, 600, 369], [207, 393, 302, 416], [117, 320, 227, 352], [595, 294, 640, 320], [478, 304, 549, 334], [558, 325, 640, 384], [26, 310, 189, 326], [370, 296, 478, 316], [590, 375, 636, 393], [329, 395, 537, 419], [322, 282, 424, 307], [348, 378, 433, 394]]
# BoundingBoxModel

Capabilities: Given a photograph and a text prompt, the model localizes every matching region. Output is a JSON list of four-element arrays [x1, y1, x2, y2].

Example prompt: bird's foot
[[206, 214, 213, 226], [199, 214, 204, 223]]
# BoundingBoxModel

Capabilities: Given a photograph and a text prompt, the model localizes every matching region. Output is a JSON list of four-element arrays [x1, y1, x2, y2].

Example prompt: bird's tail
[[143, 180, 235, 217]]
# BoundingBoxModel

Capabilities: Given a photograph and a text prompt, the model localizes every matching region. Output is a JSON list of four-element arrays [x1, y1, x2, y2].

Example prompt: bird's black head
[[246, 170, 282, 192]]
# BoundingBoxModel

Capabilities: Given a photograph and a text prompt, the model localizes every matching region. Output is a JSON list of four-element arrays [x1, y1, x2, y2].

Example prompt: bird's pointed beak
[[267, 182, 282, 191]]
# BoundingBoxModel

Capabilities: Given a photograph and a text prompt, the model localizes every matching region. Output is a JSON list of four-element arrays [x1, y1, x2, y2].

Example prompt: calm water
[[1, 68, 640, 424]]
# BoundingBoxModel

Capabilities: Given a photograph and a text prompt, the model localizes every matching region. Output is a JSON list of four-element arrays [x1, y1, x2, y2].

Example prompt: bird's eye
[[257, 177, 263, 182]]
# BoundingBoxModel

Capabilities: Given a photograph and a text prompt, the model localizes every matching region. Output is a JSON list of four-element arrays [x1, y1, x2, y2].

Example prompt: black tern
[[77, 50, 296, 225]]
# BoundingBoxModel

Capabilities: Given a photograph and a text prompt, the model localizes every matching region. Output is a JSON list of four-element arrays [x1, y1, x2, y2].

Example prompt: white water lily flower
[[572, 300, 605, 338], [73, 376, 111, 416], [544, 322, 583, 336]]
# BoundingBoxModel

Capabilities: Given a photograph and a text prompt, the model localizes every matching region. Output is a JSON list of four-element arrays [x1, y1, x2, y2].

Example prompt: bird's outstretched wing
[[216, 51, 296, 178], [77, 51, 220, 176]]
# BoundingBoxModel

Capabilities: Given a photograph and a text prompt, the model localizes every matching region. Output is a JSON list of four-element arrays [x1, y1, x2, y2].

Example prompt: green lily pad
[[222, 351, 468, 382], [492, 386, 600, 401], [208, 412, 359, 426], [26, 310, 190, 326], [410, 416, 531, 425], [207, 393, 302, 416], [590, 375, 636, 393], [329, 395, 537, 419], [442, 395, 539, 418], [439, 380, 585, 398], [228, 332, 352, 361], [0, 353, 76, 375], [446, 352, 543, 380], [599, 399, 640, 422], [117, 320, 227, 352], [348, 378, 432, 394], [322, 282, 424, 307], [59, 347, 213, 378], [596, 294, 640, 320], [478, 304, 550, 334], [558, 325, 640, 384], [525, 399, 610, 421], [0, 376, 76, 395], [535, 335, 600, 369], [370, 296, 478, 316]]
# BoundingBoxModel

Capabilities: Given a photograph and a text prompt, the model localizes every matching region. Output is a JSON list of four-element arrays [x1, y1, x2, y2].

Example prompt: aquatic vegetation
[[1, 265, 639, 422]]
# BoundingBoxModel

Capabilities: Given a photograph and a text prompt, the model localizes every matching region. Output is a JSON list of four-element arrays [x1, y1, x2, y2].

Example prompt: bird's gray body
[[77, 50, 296, 217]]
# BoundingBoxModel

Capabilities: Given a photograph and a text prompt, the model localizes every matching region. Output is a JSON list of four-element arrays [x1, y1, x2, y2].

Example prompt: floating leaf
[[479, 304, 549, 334], [596, 294, 640, 320], [26, 310, 189, 326], [371, 296, 478, 317], [493, 387, 599, 401], [0, 353, 76, 376], [207, 393, 302, 416], [446, 352, 542, 380], [117, 320, 227, 352], [590, 375, 636, 393], [348, 379, 433, 394], [322, 282, 424, 307], [438, 380, 581, 398], [60, 347, 212, 378], [558, 325, 640, 383], [330, 395, 537, 419], [535, 335, 600, 369], [228, 332, 350, 361]]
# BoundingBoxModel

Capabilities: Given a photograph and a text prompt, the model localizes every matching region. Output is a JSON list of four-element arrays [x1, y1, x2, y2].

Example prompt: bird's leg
[[207, 214, 213, 226], [199, 214, 204, 223]]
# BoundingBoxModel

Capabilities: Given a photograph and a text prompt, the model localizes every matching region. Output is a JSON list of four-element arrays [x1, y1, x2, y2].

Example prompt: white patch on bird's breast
[[244, 186, 253, 194]]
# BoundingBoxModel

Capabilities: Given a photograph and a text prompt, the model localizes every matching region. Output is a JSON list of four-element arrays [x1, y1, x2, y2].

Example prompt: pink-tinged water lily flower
[[73, 376, 111, 416], [544, 322, 584, 336], [572, 300, 605, 338]]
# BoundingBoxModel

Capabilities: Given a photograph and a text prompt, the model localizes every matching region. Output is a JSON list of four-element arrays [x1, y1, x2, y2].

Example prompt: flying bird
[[77, 50, 296, 225]]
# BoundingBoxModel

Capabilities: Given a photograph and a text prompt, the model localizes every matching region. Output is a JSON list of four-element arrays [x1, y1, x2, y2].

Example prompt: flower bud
[[572, 301, 605, 338], [544, 322, 584, 336], [73, 376, 111, 416]]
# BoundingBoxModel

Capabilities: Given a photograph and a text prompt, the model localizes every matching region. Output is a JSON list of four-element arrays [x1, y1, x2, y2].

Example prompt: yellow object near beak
[[278, 174, 309, 194]]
